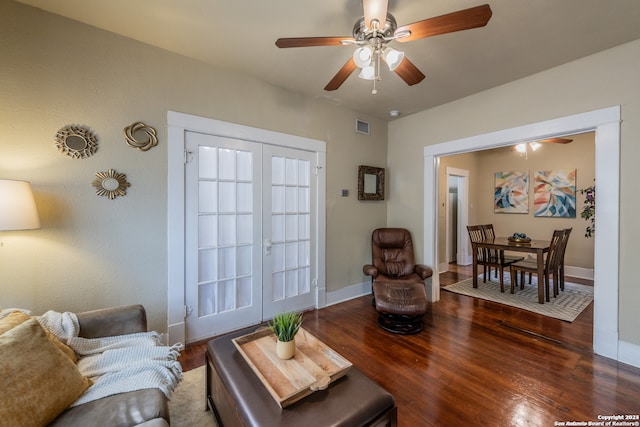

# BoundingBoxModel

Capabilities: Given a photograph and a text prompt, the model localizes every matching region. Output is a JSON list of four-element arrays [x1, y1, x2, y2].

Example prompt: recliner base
[[377, 313, 423, 335]]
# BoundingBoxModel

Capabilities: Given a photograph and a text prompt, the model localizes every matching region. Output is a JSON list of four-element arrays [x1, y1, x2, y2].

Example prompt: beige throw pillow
[[0, 311, 77, 362], [0, 318, 92, 427]]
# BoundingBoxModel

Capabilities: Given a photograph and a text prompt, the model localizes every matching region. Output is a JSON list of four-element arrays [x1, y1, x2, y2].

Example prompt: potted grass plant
[[269, 311, 303, 360]]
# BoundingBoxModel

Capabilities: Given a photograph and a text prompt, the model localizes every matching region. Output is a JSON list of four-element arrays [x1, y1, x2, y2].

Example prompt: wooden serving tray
[[232, 327, 352, 408]]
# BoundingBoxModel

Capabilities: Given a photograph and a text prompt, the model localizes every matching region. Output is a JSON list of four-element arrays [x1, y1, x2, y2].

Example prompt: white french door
[[184, 131, 317, 341], [262, 145, 316, 318]]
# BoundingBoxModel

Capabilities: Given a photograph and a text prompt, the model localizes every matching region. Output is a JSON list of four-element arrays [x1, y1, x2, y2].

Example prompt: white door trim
[[423, 106, 620, 361], [167, 111, 327, 345]]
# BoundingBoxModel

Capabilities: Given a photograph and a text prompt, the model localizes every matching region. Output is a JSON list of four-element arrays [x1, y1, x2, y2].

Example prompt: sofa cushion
[[0, 311, 78, 362], [0, 318, 92, 427]]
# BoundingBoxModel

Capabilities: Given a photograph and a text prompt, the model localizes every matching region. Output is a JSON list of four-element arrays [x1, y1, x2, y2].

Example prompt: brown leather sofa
[[48, 305, 171, 427]]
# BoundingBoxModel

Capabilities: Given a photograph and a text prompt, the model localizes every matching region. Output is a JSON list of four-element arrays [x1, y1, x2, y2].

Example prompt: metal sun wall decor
[[494, 171, 529, 214], [123, 121, 158, 151], [534, 169, 576, 217], [55, 125, 98, 159], [91, 169, 131, 200]]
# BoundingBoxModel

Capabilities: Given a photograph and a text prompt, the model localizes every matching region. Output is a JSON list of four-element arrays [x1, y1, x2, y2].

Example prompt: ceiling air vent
[[355, 119, 370, 135]]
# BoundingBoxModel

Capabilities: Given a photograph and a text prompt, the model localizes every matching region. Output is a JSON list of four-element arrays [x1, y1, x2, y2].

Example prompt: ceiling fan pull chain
[[372, 51, 379, 94]]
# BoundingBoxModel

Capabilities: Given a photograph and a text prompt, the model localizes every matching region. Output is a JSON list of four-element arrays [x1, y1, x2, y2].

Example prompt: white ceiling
[[16, 0, 640, 120]]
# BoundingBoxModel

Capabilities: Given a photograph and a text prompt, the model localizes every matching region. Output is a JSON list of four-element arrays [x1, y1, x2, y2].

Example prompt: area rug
[[169, 366, 218, 427], [443, 273, 593, 322]]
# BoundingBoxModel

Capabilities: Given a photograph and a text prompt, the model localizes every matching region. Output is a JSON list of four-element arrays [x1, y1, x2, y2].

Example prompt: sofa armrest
[[77, 304, 147, 338]]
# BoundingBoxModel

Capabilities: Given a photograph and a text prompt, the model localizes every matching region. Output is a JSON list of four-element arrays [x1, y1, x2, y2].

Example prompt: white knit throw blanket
[[38, 310, 183, 407]]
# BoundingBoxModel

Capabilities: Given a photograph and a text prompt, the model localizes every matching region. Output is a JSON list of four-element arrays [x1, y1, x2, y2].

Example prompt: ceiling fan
[[514, 138, 573, 156], [275, 1, 492, 92]]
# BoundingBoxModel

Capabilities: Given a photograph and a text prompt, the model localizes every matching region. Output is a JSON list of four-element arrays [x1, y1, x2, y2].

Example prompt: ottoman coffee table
[[206, 326, 397, 426]]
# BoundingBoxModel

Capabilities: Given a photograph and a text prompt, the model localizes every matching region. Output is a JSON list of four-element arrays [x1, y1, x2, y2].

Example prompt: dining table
[[470, 237, 552, 304]]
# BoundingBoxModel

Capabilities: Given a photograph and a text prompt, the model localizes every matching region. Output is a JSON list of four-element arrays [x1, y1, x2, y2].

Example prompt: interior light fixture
[[515, 141, 544, 159], [363, 0, 388, 30], [382, 47, 404, 71], [353, 46, 373, 68], [359, 65, 376, 80], [353, 44, 404, 94], [0, 179, 41, 231]]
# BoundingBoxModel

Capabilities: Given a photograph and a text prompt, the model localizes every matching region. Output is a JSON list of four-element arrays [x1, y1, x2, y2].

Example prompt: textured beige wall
[[388, 39, 640, 345], [437, 133, 595, 270], [0, 1, 387, 331]]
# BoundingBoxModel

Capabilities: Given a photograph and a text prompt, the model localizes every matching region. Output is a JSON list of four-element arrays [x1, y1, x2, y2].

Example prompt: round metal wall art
[[55, 125, 98, 159], [91, 169, 130, 199], [123, 121, 158, 151]]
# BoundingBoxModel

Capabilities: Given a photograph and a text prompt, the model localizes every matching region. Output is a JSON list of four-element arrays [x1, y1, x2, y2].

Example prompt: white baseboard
[[167, 322, 185, 346], [618, 340, 640, 369], [325, 281, 371, 307], [565, 265, 594, 280]]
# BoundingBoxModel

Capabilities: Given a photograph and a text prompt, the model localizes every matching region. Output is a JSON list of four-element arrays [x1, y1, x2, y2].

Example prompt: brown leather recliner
[[363, 228, 433, 334]]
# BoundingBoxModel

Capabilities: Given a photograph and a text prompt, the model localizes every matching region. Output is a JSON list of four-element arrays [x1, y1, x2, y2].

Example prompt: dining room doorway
[[423, 106, 620, 361]]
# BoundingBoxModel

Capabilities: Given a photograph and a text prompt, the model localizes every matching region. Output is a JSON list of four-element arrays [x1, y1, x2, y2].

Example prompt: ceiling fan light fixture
[[515, 144, 527, 153], [382, 47, 404, 71], [359, 64, 376, 80], [353, 46, 373, 68], [529, 142, 542, 151], [363, 0, 388, 30]]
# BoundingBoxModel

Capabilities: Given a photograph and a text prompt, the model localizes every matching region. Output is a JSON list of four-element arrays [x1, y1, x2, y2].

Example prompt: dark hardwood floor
[[178, 265, 640, 427]]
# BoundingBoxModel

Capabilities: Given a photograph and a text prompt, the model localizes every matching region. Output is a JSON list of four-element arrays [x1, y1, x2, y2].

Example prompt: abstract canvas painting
[[494, 171, 529, 213], [534, 169, 576, 217]]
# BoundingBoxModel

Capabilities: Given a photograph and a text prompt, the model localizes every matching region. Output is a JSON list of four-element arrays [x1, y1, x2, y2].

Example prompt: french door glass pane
[[237, 214, 252, 244], [237, 277, 252, 308], [218, 149, 236, 180], [199, 182, 217, 212], [198, 215, 217, 248], [218, 182, 235, 212], [198, 283, 216, 316], [198, 249, 217, 283]]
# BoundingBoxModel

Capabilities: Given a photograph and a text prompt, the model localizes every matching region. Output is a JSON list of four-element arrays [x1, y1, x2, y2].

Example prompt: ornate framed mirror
[[91, 169, 130, 199], [123, 121, 158, 151], [55, 125, 98, 159], [358, 165, 385, 201]]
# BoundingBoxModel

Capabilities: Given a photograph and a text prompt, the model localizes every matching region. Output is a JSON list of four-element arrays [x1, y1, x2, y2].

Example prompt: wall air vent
[[355, 118, 370, 135]]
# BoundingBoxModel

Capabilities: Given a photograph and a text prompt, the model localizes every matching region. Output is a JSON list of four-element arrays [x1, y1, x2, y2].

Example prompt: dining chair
[[557, 228, 572, 292], [509, 229, 564, 302], [467, 225, 522, 292], [513, 228, 572, 297], [481, 224, 524, 278]]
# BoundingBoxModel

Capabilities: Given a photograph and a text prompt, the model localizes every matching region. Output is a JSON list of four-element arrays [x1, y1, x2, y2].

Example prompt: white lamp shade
[[363, 0, 388, 30], [353, 46, 373, 68], [358, 65, 376, 80], [382, 47, 404, 71], [0, 179, 41, 231]]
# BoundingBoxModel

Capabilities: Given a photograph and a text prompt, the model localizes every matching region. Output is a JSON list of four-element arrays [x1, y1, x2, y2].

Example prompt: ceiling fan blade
[[538, 138, 573, 144], [276, 37, 353, 48], [396, 4, 492, 43], [324, 58, 357, 91], [394, 57, 426, 86]]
